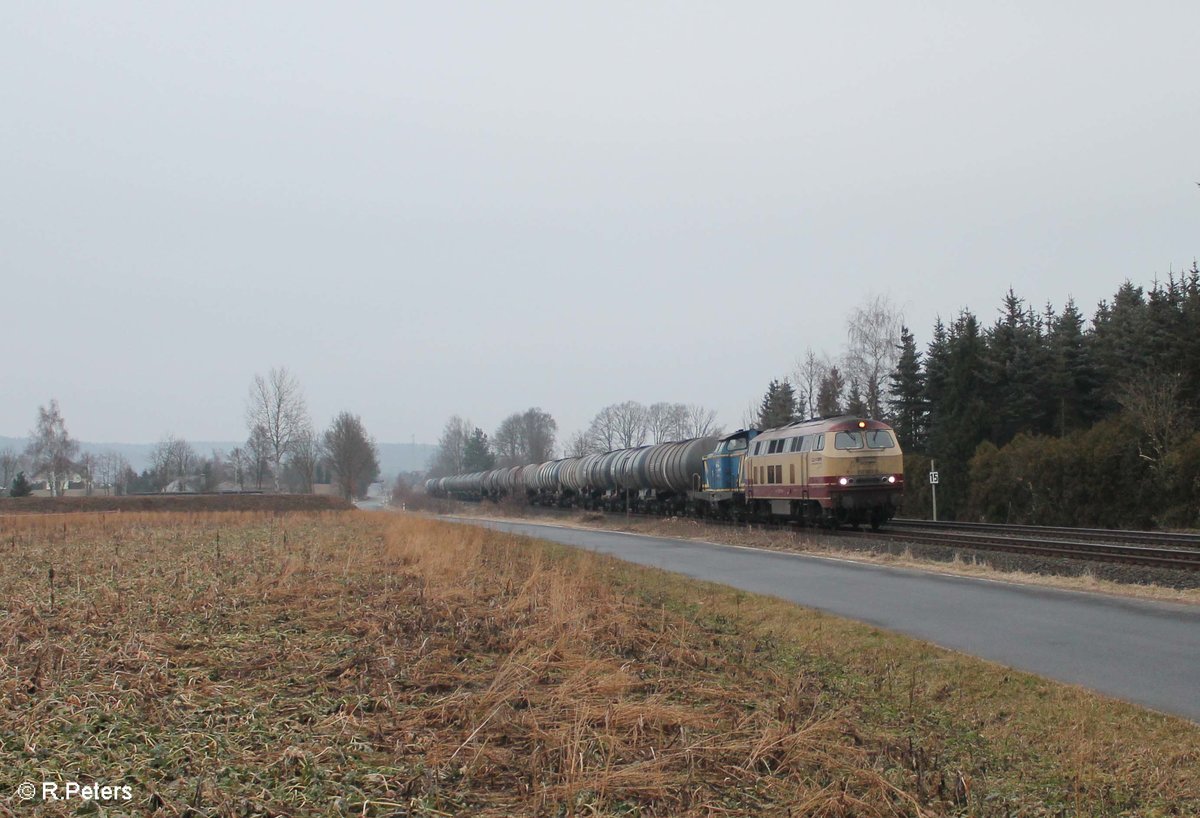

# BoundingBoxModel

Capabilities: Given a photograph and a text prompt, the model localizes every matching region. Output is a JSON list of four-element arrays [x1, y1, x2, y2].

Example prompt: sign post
[[929, 461, 939, 521]]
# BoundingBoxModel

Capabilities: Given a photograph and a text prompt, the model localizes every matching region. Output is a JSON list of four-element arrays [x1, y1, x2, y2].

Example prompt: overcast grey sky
[[3, 2, 1197, 446]]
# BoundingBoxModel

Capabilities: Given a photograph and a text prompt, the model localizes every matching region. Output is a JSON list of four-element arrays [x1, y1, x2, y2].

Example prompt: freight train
[[426, 415, 904, 529]]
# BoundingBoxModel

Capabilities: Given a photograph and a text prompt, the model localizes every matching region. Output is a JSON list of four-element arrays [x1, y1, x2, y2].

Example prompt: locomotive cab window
[[728, 438, 747, 451], [800, 436, 814, 452], [834, 431, 864, 450], [865, 430, 895, 449], [815, 434, 825, 451]]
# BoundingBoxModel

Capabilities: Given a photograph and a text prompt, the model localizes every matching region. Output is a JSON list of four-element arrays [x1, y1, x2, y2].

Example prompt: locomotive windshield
[[865, 431, 895, 449], [834, 431, 864, 450]]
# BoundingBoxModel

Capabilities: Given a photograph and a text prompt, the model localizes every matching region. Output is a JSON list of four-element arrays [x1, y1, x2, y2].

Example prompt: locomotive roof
[[717, 428, 760, 443], [755, 416, 893, 439]]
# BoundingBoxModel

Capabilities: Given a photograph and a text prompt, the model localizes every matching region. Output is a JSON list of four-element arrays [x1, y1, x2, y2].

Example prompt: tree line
[[2, 367, 381, 501], [428, 263, 1200, 530], [745, 266, 1200, 528], [746, 295, 906, 430], [891, 268, 1200, 528], [428, 402, 724, 477]]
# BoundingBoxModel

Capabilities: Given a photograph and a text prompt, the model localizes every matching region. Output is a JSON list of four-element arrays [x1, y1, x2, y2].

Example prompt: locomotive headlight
[[838, 477, 849, 486], [857, 420, 866, 428], [887, 475, 896, 484]]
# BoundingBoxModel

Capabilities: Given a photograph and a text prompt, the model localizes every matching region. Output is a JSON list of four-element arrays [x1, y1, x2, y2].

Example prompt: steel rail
[[846, 528, 1200, 571], [889, 518, 1200, 549], [581, 510, 1200, 571]]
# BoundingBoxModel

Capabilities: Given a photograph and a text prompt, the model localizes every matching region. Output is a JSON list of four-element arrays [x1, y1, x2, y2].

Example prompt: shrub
[[10, 472, 33, 498]]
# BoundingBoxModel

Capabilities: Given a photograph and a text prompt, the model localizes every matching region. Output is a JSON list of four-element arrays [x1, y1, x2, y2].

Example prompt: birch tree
[[27, 399, 79, 496], [845, 295, 903, 418], [245, 367, 310, 492]]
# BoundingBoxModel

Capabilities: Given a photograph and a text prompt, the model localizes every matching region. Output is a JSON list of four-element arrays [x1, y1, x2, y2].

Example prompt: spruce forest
[[887, 262, 1200, 528]]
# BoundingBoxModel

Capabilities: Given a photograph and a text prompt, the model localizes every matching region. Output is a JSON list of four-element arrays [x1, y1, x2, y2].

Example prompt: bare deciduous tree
[[492, 408, 559, 466], [431, 416, 473, 476], [588, 401, 648, 450], [246, 425, 273, 490], [27, 399, 79, 496], [228, 447, 248, 491], [492, 414, 522, 467], [77, 452, 96, 495], [286, 429, 323, 493], [684, 404, 723, 438], [564, 430, 600, 457], [245, 367, 310, 492], [845, 295, 903, 418], [0, 448, 21, 492], [92, 451, 130, 496], [792, 348, 831, 419], [1116, 371, 1190, 467], [740, 399, 762, 431], [323, 411, 380, 500], [521, 408, 557, 463], [646, 402, 690, 442], [201, 449, 227, 492], [151, 435, 198, 488]]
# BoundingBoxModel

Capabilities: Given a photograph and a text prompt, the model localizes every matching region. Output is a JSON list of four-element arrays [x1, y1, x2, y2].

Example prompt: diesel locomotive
[[427, 415, 904, 529]]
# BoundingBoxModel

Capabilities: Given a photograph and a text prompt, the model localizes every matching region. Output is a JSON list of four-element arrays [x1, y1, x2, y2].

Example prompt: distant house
[[162, 476, 203, 494], [213, 480, 262, 494], [30, 471, 88, 497]]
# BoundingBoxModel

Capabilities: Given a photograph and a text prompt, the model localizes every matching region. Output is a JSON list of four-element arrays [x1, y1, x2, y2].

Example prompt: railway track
[[850, 526, 1200, 571], [888, 518, 1200, 550], [586, 510, 1200, 571]]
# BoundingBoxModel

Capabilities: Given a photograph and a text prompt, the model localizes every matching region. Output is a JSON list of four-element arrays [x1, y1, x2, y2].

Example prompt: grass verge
[[1, 511, 1196, 816], [450, 504, 1200, 604]]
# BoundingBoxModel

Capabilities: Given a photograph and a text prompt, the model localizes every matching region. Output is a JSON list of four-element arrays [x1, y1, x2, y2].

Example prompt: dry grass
[[1, 511, 1197, 817]]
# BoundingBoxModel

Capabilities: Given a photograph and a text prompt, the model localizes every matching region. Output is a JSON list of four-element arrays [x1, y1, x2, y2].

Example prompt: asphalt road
[[447, 516, 1200, 722]]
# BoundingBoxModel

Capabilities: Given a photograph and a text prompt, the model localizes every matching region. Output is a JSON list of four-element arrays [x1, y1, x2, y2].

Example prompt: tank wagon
[[425, 415, 904, 528]]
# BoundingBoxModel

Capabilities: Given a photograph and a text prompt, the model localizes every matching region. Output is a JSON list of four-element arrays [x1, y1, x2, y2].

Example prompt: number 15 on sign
[[929, 462, 939, 521]]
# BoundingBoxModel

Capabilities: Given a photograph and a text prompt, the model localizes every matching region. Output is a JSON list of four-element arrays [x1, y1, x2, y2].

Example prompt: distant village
[[1, 369, 410, 502]]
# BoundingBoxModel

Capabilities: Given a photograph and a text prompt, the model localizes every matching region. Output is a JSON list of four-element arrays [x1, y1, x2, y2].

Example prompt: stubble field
[[1, 511, 1197, 816]]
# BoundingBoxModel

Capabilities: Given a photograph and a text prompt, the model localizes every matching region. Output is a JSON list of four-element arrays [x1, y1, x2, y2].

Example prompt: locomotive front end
[[820, 419, 904, 528]]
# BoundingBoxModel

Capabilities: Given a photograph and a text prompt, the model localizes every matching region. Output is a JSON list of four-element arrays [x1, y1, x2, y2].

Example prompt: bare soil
[[0, 493, 352, 515]]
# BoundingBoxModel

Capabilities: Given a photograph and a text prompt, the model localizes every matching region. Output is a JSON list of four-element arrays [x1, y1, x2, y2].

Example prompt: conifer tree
[[10, 471, 33, 498], [985, 290, 1043, 445], [888, 325, 926, 450], [845, 379, 868, 417], [1091, 281, 1150, 412], [815, 367, 846, 416], [1179, 262, 1200, 413], [463, 427, 496, 471], [1047, 298, 1101, 435], [757, 379, 799, 429], [926, 311, 989, 517]]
